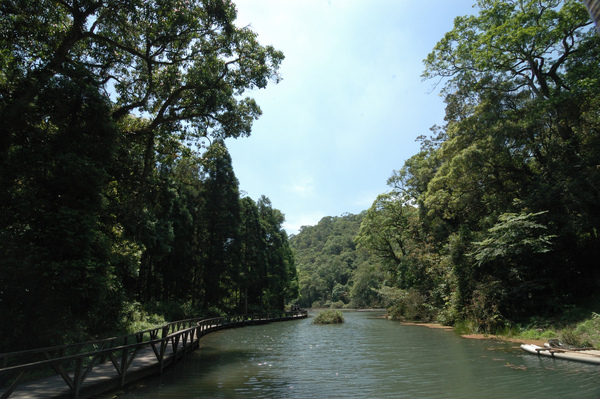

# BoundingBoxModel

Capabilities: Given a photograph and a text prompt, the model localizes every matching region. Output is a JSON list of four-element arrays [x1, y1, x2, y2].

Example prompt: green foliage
[[357, 0, 600, 329], [561, 313, 600, 348], [313, 310, 345, 324], [290, 213, 383, 309], [257, 196, 299, 311], [470, 211, 556, 266], [0, 0, 293, 351], [197, 140, 242, 310], [520, 329, 558, 340], [119, 302, 167, 335], [379, 287, 434, 322]]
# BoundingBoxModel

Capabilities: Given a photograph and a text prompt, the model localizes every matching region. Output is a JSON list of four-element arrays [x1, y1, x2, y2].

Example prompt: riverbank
[[459, 333, 546, 346], [399, 321, 546, 346]]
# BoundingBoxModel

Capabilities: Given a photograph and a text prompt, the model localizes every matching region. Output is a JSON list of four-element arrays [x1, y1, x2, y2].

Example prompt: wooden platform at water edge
[[0, 311, 307, 399]]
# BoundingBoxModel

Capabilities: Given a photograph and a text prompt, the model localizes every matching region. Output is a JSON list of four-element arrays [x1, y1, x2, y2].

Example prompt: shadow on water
[[95, 311, 600, 399], [96, 340, 258, 398]]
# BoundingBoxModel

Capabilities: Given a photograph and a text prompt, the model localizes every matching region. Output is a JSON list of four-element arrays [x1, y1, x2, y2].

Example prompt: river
[[99, 311, 600, 398]]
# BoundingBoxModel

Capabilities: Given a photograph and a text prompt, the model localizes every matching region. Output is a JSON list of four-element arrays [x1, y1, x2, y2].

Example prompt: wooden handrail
[[0, 310, 307, 399]]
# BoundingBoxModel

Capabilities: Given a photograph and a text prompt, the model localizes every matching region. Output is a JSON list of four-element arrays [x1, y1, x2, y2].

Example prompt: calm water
[[102, 311, 600, 398]]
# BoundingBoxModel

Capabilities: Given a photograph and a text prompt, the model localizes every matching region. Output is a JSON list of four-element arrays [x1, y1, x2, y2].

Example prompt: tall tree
[[0, 72, 118, 350], [422, 0, 600, 303], [0, 0, 283, 348], [355, 0, 600, 328], [1, 0, 283, 160], [198, 140, 241, 310], [239, 196, 267, 312], [258, 196, 298, 310]]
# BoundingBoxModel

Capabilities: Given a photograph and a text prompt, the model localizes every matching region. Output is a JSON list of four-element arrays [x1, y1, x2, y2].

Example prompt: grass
[[452, 312, 600, 348], [313, 310, 345, 324]]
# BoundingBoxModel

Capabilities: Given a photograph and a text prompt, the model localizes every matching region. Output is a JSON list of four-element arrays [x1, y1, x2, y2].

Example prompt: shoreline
[[399, 321, 546, 346]]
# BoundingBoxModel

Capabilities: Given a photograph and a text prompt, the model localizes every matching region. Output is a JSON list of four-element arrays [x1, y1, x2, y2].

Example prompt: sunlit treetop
[[0, 0, 284, 152], [422, 0, 596, 99]]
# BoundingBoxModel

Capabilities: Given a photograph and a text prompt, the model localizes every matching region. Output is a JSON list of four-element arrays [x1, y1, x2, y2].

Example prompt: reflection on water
[[100, 311, 600, 398]]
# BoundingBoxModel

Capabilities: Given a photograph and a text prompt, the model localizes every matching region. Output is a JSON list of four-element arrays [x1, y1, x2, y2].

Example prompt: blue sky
[[227, 0, 478, 235]]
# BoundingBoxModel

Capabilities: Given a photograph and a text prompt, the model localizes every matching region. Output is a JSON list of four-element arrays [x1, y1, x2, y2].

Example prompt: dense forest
[[293, 0, 600, 332], [290, 213, 383, 309], [355, 0, 600, 329], [0, 0, 298, 352], [1, 0, 599, 353]]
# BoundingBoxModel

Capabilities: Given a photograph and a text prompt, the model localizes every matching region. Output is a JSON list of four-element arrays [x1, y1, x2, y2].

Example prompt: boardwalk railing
[[0, 311, 307, 399]]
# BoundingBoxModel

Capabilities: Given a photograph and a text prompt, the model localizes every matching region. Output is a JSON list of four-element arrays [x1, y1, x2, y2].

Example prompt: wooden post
[[72, 357, 83, 399]]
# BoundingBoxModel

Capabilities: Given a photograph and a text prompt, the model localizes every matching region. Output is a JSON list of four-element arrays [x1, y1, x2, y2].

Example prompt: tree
[[0, 72, 119, 350], [290, 212, 385, 309], [0, 0, 284, 348], [239, 196, 267, 312], [1, 0, 284, 161], [258, 196, 298, 310], [355, 193, 415, 288], [422, 0, 600, 304], [419, 0, 599, 321], [198, 140, 241, 311], [354, 0, 600, 326]]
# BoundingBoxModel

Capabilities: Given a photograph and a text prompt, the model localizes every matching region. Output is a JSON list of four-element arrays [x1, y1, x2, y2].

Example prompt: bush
[[520, 328, 557, 340], [330, 300, 345, 309], [558, 313, 600, 348], [119, 302, 166, 334], [311, 300, 326, 309], [145, 300, 197, 321], [313, 310, 345, 324], [387, 289, 434, 322], [573, 313, 600, 347], [453, 319, 482, 335]]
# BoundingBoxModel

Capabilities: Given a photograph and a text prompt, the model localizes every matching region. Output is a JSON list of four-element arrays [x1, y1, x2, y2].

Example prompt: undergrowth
[[452, 312, 600, 349], [313, 310, 345, 324]]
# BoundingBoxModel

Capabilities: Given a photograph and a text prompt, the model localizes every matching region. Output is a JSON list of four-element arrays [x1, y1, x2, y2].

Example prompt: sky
[[226, 0, 478, 236]]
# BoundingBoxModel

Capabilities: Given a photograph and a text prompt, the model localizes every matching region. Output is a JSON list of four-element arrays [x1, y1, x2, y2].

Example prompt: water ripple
[[100, 311, 600, 399]]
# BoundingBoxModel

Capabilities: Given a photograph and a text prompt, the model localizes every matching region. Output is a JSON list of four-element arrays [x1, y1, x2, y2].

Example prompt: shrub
[[560, 313, 600, 348], [311, 300, 326, 309], [313, 310, 345, 324], [330, 300, 345, 309], [119, 302, 166, 334], [386, 288, 434, 322], [520, 329, 557, 340]]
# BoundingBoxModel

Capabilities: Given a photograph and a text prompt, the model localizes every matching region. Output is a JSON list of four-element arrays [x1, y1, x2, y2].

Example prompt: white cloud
[[284, 175, 315, 197], [229, 0, 479, 233]]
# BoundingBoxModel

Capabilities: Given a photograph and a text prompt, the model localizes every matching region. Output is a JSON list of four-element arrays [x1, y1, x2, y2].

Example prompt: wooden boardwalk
[[8, 340, 189, 399], [1, 312, 307, 399]]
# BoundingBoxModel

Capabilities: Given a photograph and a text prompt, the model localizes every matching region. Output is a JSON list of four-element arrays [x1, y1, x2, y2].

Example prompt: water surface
[[102, 311, 600, 398]]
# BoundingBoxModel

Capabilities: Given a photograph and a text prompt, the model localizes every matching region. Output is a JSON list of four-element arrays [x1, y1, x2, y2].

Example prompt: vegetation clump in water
[[313, 310, 344, 324]]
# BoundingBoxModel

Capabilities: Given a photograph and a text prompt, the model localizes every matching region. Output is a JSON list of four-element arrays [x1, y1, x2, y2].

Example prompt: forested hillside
[[0, 0, 297, 352], [2, 0, 598, 354], [357, 0, 600, 330], [290, 213, 384, 309]]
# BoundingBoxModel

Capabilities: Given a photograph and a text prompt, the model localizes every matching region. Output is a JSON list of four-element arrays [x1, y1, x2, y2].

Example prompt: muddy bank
[[399, 321, 546, 346], [400, 321, 454, 331], [459, 333, 546, 346]]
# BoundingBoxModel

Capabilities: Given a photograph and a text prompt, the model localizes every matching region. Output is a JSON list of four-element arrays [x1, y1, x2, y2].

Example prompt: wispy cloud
[[285, 175, 315, 197], [230, 0, 477, 233]]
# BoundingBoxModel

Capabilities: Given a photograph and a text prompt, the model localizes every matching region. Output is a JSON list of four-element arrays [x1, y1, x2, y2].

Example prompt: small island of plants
[[313, 310, 345, 324]]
